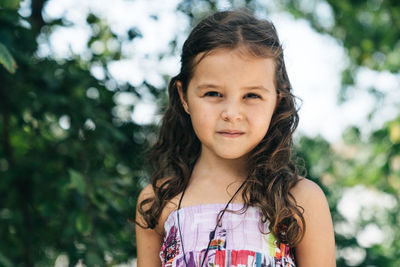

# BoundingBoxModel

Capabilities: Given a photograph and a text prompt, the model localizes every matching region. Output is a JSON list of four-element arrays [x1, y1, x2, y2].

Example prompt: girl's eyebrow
[[195, 84, 271, 92], [195, 84, 221, 90], [242, 86, 271, 92]]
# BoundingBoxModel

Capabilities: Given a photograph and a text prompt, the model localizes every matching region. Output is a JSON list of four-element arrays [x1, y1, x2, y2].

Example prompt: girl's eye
[[204, 91, 222, 97], [245, 93, 261, 99], [203, 92, 261, 99]]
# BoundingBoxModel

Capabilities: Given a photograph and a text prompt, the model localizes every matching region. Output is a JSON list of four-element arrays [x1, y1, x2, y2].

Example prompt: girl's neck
[[190, 150, 248, 186]]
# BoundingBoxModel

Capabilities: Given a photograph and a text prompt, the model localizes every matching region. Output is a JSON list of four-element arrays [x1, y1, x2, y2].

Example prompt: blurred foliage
[[279, 1, 400, 265], [276, 0, 400, 105], [0, 0, 22, 10], [0, 42, 17, 73], [0, 0, 155, 266], [0, 0, 399, 266], [294, 115, 400, 266]]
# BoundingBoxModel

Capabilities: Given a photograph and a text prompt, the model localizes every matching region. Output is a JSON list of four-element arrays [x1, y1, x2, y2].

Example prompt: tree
[[279, 0, 400, 265], [0, 0, 155, 265], [278, 0, 400, 107]]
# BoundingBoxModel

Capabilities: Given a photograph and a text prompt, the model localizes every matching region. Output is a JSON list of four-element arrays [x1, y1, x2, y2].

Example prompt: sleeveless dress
[[159, 203, 296, 267]]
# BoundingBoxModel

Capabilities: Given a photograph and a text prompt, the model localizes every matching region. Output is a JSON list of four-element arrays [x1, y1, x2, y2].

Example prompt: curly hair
[[136, 10, 306, 247]]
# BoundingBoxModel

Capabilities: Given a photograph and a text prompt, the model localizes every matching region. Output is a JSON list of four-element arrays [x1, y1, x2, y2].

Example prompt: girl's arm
[[292, 178, 336, 267], [136, 184, 163, 267]]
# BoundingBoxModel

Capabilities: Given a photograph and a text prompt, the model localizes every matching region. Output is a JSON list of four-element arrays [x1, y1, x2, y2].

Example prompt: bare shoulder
[[137, 177, 171, 209], [136, 178, 178, 233], [135, 180, 167, 267], [137, 183, 154, 203], [290, 177, 336, 267], [136, 183, 156, 233], [290, 177, 327, 206], [138, 177, 167, 199]]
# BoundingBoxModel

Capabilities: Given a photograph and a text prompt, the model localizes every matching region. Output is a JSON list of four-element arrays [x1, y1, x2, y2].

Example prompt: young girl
[[135, 10, 335, 267]]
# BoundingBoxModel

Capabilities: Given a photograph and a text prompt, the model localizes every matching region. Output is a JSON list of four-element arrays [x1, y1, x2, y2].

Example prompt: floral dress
[[160, 203, 296, 267]]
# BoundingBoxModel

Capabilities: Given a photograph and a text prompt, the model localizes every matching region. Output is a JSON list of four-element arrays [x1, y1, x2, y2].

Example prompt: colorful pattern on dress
[[160, 225, 180, 267], [159, 203, 296, 267]]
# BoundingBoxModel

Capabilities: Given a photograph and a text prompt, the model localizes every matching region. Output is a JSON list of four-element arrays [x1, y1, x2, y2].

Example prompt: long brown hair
[[136, 10, 306, 247]]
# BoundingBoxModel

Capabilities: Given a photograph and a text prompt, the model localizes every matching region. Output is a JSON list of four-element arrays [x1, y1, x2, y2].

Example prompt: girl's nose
[[221, 101, 243, 122]]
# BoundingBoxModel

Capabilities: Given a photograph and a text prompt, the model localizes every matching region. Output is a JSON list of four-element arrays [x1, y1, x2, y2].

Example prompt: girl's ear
[[176, 81, 190, 115], [274, 92, 282, 112], [277, 92, 282, 105]]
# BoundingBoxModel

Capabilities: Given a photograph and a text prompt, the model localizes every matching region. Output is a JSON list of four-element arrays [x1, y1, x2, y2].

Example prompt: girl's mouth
[[217, 130, 245, 137]]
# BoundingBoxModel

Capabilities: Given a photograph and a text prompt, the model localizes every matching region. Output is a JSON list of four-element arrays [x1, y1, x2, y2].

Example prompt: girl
[[135, 10, 335, 267]]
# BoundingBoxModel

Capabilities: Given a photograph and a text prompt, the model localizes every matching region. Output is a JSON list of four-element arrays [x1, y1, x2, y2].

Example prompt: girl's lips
[[217, 131, 245, 137]]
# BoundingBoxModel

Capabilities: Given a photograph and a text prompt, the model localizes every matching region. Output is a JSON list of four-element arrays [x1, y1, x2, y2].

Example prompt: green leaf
[[0, 43, 17, 74], [68, 169, 86, 195], [0, 252, 13, 267], [0, 0, 21, 9], [389, 121, 400, 144], [75, 213, 92, 235], [85, 251, 103, 266], [89, 191, 107, 211]]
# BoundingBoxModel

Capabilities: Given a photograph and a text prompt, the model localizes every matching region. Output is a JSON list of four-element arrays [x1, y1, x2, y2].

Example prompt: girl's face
[[177, 48, 280, 161]]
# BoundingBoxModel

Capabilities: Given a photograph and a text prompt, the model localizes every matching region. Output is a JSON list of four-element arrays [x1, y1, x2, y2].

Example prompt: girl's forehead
[[193, 46, 274, 66], [192, 48, 276, 76], [189, 48, 277, 91]]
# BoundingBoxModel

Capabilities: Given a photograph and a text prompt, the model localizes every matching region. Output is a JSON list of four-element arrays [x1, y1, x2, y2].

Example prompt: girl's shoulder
[[290, 177, 336, 266], [290, 177, 327, 207], [137, 177, 181, 236]]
